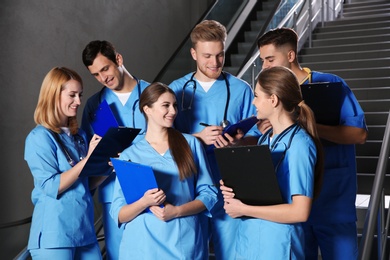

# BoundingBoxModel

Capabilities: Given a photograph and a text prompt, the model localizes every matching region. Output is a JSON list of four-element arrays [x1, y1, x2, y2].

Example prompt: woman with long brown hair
[[110, 82, 217, 259], [220, 66, 324, 259]]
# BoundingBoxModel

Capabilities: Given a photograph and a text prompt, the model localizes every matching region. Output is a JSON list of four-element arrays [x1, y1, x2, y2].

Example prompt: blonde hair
[[34, 67, 82, 135], [190, 20, 227, 48]]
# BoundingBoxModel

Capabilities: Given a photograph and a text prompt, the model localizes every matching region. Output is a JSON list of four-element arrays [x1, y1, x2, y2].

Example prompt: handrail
[[359, 110, 390, 260], [234, 0, 283, 77], [153, 0, 218, 82], [237, 0, 344, 85], [237, 0, 305, 78], [13, 215, 105, 259], [0, 216, 31, 229]]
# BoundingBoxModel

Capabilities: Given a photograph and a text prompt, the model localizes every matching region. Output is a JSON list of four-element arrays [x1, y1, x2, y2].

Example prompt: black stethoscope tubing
[[95, 77, 142, 129], [259, 123, 300, 172], [182, 71, 230, 127]]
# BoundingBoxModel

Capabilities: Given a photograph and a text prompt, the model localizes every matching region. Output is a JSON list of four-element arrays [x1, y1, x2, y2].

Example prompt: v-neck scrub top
[[110, 134, 218, 259], [24, 125, 97, 249]]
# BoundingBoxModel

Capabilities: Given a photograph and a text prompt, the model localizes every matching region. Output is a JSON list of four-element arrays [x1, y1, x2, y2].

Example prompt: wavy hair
[[34, 67, 82, 135]]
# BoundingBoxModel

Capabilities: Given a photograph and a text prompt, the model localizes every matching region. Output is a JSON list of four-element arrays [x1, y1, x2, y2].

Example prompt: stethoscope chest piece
[[220, 119, 230, 128]]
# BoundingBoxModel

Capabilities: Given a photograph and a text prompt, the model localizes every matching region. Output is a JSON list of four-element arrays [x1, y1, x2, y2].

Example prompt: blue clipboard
[[222, 116, 259, 136], [111, 158, 159, 205], [91, 99, 119, 136]]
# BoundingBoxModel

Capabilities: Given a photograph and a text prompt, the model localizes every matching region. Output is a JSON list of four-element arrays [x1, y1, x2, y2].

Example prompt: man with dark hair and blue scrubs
[[81, 40, 149, 260], [257, 27, 368, 260]]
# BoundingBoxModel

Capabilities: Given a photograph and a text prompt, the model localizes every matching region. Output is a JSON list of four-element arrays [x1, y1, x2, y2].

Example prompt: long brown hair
[[140, 82, 197, 180], [34, 67, 82, 135], [258, 66, 324, 198]]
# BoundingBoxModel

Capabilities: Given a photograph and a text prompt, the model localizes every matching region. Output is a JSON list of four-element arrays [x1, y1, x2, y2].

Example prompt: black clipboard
[[91, 99, 119, 137], [79, 127, 141, 177], [214, 145, 283, 206], [301, 82, 343, 126], [111, 158, 158, 205], [222, 116, 259, 136]]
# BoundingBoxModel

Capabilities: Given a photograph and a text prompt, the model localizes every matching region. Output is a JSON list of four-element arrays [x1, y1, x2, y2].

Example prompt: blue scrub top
[[169, 72, 260, 184], [110, 134, 218, 259], [234, 125, 316, 259], [24, 125, 97, 249], [304, 69, 367, 224], [81, 79, 150, 203]]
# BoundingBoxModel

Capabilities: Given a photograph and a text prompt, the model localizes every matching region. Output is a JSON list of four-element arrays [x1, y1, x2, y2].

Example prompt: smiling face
[[58, 79, 83, 127], [259, 44, 294, 70], [252, 82, 274, 120], [191, 41, 225, 81], [144, 92, 177, 128], [87, 53, 125, 91]]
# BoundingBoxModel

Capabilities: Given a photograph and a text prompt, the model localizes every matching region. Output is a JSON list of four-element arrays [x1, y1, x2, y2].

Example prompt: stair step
[[301, 57, 390, 70], [358, 99, 390, 112], [314, 20, 390, 33], [300, 42, 390, 55], [344, 2, 390, 12], [319, 67, 389, 79], [345, 77, 390, 88], [352, 87, 390, 100], [313, 27, 390, 39], [299, 49, 390, 63], [356, 140, 384, 156], [345, 0, 389, 8], [357, 174, 390, 195], [307, 34, 390, 48], [364, 111, 390, 125], [343, 7, 390, 18], [356, 156, 390, 173], [324, 13, 390, 26]]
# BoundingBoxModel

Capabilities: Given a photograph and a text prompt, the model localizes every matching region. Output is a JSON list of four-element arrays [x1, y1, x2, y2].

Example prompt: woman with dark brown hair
[[220, 66, 324, 259], [110, 82, 218, 259]]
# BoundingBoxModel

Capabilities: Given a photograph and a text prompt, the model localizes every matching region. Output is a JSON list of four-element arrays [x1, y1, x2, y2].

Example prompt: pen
[[199, 122, 210, 127]]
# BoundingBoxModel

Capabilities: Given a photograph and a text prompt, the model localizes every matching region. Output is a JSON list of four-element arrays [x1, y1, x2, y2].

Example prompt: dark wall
[[0, 1, 212, 258]]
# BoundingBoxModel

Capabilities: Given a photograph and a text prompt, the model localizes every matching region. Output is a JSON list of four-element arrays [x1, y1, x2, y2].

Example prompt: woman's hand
[[223, 197, 245, 218], [140, 188, 166, 208], [214, 129, 244, 148], [87, 134, 102, 157], [150, 203, 177, 222], [219, 179, 235, 199], [220, 179, 244, 218]]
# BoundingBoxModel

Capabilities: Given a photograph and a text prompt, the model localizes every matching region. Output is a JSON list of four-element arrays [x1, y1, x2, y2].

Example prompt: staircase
[[299, 0, 390, 257], [224, 0, 279, 76]]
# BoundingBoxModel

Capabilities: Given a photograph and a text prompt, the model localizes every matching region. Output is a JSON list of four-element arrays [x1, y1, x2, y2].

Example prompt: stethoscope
[[181, 71, 230, 128], [258, 123, 300, 172], [92, 77, 144, 131], [50, 130, 86, 167]]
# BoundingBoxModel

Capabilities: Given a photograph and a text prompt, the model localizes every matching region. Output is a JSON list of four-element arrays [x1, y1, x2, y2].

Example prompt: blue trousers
[[303, 222, 358, 260], [29, 242, 101, 260]]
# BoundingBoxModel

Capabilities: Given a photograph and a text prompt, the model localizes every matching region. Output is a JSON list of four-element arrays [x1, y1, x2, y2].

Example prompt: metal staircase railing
[[359, 109, 390, 260]]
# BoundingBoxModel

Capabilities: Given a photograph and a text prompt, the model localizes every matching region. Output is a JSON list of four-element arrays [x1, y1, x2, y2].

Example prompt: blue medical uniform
[[110, 134, 218, 259], [234, 124, 316, 259], [81, 79, 149, 260], [169, 72, 260, 259], [24, 125, 101, 258], [301, 69, 367, 259]]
